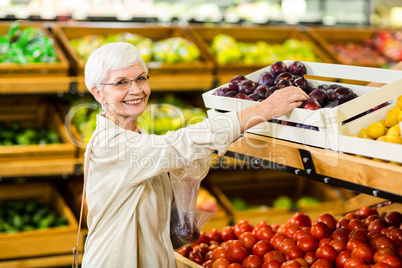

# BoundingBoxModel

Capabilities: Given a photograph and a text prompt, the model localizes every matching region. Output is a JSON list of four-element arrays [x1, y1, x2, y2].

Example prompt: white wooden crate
[[202, 61, 402, 149]]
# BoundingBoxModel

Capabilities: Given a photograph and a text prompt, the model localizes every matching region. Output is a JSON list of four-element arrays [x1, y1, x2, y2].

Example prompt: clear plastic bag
[[170, 156, 214, 249]]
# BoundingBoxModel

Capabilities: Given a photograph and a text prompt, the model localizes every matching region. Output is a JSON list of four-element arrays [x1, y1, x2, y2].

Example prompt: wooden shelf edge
[[226, 133, 402, 198]]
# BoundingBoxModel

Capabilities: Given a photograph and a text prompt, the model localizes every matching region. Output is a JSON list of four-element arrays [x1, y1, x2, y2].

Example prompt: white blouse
[[81, 111, 241, 267]]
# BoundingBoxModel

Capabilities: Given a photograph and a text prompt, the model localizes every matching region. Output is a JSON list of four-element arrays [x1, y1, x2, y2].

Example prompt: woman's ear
[[91, 87, 105, 104]]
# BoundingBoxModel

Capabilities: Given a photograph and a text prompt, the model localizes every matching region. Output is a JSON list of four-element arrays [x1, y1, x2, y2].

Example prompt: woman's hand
[[237, 86, 309, 133]]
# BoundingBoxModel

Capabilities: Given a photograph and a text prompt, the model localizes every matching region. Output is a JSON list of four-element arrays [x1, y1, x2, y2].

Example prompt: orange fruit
[[385, 108, 400, 127], [358, 128, 369, 138], [367, 122, 386, 139], [385, 133, 402, 144]]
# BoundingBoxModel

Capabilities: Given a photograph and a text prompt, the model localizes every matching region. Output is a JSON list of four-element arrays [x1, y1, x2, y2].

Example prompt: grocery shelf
[[224, 133, 402, 202], [0, 157, 82, 178], [0, 254, 81, 268]]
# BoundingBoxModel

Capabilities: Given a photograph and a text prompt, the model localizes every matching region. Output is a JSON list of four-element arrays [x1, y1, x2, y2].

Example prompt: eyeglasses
[[101, 75, 150, 90]]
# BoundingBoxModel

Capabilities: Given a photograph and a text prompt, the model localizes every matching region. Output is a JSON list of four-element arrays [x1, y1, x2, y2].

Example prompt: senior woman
[[81, 42, 308, 267]]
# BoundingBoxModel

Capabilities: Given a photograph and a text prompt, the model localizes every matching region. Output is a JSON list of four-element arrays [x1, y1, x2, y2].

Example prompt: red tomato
[[319, 238, 331, 246], [227, 243, 248, 263], [210, 243, 219, 251], [316, 213, 338, 232], [242, 254, 263, 268], [252, 240, 274, 259], [270, 234, 287, 251], [176, 245, 192, 257], [212, 257, 231, 268], [279, 238, 296, 254], [297, 235, 319, 253], [344, 212, 360, 220], [310, 258, 332, 268], [316, 243, 338, 263], [205, 251, 213, 262], [280, 260, 301, 268], [368, 219, 388, 232], [304, 252, 316, 265], [365, 215, 380, 228], [370, 233, 386, 247], [382, 255, 402, 268], [189, 249, 204, 264], [222, 226, 237, 241], [382, 226, 397, 236], [348, 218, 365, 232], [283, 224, 301, 239], [194, 243, 210, 257], [351, 243, 374, 264], [288, 212, 312, 227], [293, 229, 309, 241], [235, 221, 254, 239], [337, 218, 351, 232], [271, 225, 280, 232], [227, 263, 243, 268], [376, 236, 397, 251], [261, 259, 281, 268], [196, 231, 211, 245], [374, 247, 396, 264], [356, 206, 379, 219], [331, 229, 349, 242], [253, 221, 272, 236], [336, 250, 352, 268], [285, 246, 304, 261], [372, 263, 392, 268], [294, 258, 308, 267], [347, 238, 367, 252], [388, 228, 402, 241], [310, 222, 330, 240], [257, 228, 277, 242], [202, 259, 214, 268], [263, 250, 286, 263], [221, 241, 234, 251], [208, 229, 223, 244], [343, 257, 366, 268], [397, 247, 402, 259], [349, 229, 369, 243], [330, 239, 347, 253], [212, 247, 228, 261], [384, 212, 402, 227], [240, 232, 258, 250]]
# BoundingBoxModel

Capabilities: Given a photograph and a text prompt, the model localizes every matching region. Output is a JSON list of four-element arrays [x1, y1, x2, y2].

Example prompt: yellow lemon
[[397, 95, 402, 102], [385, 108, 400, 127], [396, 102, 402, 110], [385, 133, 402, 144], [358, 128, 369, 138], [387, 124, 401, 136], [380, 120, 387, 128], [376, 136, 386, 142], [367, 122, 386, 139], [398, 111, 402, 122]]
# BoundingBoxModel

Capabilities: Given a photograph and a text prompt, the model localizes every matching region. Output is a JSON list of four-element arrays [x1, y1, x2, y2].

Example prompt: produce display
[[66, 95, 207, 142], [197, 187, 220, 214], [214, 60, 358, 111], [328, 30, 402, 67], [69, 34, 201, 64], [230, 195, 320, 211], [0, 199, 68, 233], [0, 121, 60, 146], [0, 22, 58, 64], [176, 207, 402, 267], [210, 34, 319, 65]]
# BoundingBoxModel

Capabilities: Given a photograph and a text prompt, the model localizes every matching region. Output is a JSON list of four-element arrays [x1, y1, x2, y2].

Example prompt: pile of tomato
[[176, 207, 402, 268]]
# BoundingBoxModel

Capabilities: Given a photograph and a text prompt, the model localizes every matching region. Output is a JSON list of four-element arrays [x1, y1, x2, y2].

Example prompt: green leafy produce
[[0, 122, 60, 146], [0, 199, 68, 233], [69, 33, 201, 64], [210, 34, 319, 65], [0, 22, 57, 64]]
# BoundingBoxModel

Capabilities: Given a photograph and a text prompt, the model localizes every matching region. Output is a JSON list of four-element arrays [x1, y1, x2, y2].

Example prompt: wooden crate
[[0, 181, 80, 260], [205, 169, 351, 226], [0, 96, 77, 160], [52, 22, 214, 76], [185, 25, 334, 81], [305, 26, 389, 68], [0, 22, 69, 77]]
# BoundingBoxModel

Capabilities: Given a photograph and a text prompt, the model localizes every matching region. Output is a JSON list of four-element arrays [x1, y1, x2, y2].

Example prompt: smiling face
[[92, 64, 150, 130]]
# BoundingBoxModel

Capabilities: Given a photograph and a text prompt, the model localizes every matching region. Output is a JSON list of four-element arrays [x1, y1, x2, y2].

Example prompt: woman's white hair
[[84, 42, 148, 93]]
